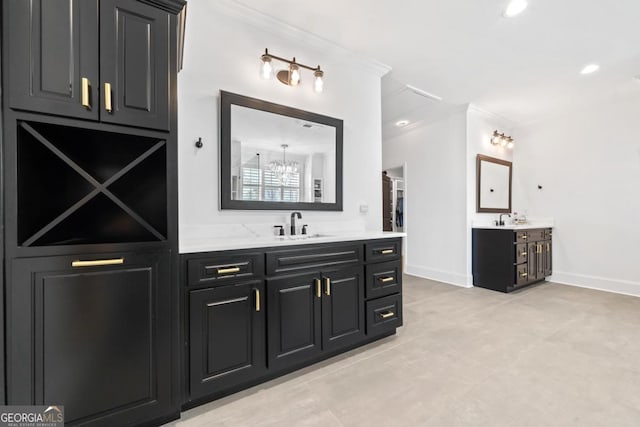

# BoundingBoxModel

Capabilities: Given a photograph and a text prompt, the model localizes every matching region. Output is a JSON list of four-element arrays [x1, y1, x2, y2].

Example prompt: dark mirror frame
[[476, 154, 512, 214], [220, 91, 343, 211]]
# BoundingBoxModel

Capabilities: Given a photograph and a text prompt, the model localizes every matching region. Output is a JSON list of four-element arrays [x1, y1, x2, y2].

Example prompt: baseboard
[[550, 271, 640, 298], [405, 265, 471, 288]]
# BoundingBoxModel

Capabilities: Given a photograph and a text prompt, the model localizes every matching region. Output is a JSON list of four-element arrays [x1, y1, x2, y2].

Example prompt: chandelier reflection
[[269, 144, 299, 185]]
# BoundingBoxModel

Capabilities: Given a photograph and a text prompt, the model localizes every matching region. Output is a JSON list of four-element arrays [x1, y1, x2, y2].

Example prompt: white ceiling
[[233, 0, 640, 127]]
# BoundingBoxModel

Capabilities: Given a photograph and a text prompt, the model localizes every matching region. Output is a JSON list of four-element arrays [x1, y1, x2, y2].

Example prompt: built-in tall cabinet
[[1, 0, 184, 425]]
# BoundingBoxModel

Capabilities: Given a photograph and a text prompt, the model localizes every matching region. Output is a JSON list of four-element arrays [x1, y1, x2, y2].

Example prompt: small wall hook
[[195, 137, 203, 148], [537, 185, 543, 190]]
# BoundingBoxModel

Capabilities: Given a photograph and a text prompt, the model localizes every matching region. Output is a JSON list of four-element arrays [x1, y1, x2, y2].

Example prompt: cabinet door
[[321, 268, 365, 352], [267, 273, 322, 371], [189, 282, 265, 400], [100, 0, 170, 130], [7, 0, 99, 120], [8, 251, 174, 426], [543, 240, 552, 277]]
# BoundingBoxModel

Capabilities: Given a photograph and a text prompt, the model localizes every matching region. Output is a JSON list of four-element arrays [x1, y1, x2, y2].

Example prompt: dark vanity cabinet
[[472, 228, 553, 292], [7, 0, 170, 131], [1, 0, 184, 424], [181, 238, 403, 408]]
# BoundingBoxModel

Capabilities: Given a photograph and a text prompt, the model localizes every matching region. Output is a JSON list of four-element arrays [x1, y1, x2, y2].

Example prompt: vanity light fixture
[[491, 130, 514, 149], [260, 48, 325, 93], [580, 64, 600, 75]]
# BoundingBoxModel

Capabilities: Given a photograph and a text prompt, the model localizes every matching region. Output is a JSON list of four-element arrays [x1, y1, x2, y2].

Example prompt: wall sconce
[[491, 130, 514, 149], [260, 48, 324, 93]]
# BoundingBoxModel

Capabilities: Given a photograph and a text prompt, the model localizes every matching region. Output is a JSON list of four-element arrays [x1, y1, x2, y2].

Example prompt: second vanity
[[472, 223, 553, 293], [180, 232, 404, 408]]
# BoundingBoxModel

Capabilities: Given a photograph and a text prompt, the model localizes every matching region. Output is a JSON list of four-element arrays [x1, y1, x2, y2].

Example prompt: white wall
[[465, 106, 515, 284], [513, 93, 640, 296], [178, 1, 387, 243], [382, 109, 468, 286]]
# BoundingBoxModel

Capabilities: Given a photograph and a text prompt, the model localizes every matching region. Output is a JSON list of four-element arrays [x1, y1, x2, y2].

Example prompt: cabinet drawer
[[544, 228, 553, 239], [515, 264, 529, 286], [366, 261, 402, 299], [366, 294, 402, 337], [365, 239, 401, 263], [515, 243, 528, 265], [266, 244, 362, 276], [187, 252, 264, 287], [528, 229, 545, 241]]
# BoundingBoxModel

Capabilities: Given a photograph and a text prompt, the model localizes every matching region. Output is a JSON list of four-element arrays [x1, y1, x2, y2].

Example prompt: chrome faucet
[[290, 212, 302, 235], [499, 213, 511, 226]]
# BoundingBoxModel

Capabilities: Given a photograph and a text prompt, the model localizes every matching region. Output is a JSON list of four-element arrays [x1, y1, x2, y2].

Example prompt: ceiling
[[233, 0, 640, 129]]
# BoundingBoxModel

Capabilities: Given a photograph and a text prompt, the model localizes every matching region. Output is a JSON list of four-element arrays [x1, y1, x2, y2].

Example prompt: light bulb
[[314, 68, 324, 93], [261, 56, 273, 79], [290, 64, 300, 86], [504, 0, 528, 17], [507, 141, 514, 149], [500, 137, 507, 147]]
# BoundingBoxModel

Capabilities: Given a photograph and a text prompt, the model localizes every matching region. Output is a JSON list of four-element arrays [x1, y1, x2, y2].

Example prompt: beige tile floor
[[166, 276, 640, 426]]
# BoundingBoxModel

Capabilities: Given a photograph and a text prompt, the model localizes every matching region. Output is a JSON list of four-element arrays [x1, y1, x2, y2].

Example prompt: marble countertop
[[179, 231, 406, 254], [472, 221, 554, 230]]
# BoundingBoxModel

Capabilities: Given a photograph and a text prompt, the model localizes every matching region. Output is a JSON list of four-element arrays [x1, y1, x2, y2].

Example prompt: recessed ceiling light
[[580, 64, 600, 75], [395, 120, 409, 127], [503, 0, 528, 17]]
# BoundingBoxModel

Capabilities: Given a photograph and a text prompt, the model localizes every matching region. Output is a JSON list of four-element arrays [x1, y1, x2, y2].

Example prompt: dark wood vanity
[[472, 227, 552, 292], [182, 238, 403, 407]]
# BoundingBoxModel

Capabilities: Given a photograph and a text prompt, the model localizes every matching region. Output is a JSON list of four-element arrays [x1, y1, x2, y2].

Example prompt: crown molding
[[466, 103, 518, 127], [212, 0, 392, 77]]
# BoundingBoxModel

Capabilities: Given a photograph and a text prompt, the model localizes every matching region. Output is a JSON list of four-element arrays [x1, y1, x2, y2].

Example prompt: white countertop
[[180, 231, 406, 254], [472, 221, 554, 230]]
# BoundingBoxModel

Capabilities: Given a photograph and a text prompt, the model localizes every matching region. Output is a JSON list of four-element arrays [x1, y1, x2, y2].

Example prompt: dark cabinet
[[472, 227, 553, 293], [7, 251, 174, 426], [6, 0, 171, 131], [189, 281, 265, 400], [266, 267, 364, 370]]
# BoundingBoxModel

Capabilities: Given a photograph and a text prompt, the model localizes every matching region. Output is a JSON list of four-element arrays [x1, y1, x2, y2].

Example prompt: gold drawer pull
[[379, 276, 394, 283], [254, 289, 261, 312], [104, 82, 113, 112], [380, 311, 395, 319], [81, 77, 91, 109], [217, 266, 240, 274], [521, 235, 528, 239], [72, 258, 124, 268], [315, 278, 322, 298], [520, 272, 528, 278], [520, 252, 527, 257], [381, 249, 394, 254]]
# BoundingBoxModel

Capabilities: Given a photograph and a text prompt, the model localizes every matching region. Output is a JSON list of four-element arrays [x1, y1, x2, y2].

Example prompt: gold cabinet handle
[[547, 243, 550, 251], [520, 252, 527, 257], [324, 277, 331, 296], [315, 278, 322, 298], [104, 82, 112, 112], [380, 311, 394, 319], [379, 276, 394, 283], [381, 249, 394, 254], [520, 272, 528, 278], [254, 289, 261, 312], [217, 266, 240, 274], [72, 258, 124, 268], [521, 235, 528, 239], [81, 77, 91, 109]]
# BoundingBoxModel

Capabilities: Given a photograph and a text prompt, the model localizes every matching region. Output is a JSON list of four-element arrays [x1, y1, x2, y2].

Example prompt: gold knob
[[254, 289, 261, 312], [72, 258, 124, 267], [104, 82, 112, 112], [81, 77, 91, 109], [217, 266, 240, 274]]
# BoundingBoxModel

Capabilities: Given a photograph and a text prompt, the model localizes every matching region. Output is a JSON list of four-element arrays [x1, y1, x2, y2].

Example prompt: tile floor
[[166, 276, 640, 426]]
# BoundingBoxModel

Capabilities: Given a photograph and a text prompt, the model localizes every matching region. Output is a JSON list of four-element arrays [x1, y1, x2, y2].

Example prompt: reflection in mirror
[[476, 154, 512, 213], [230, 105, 336, 204], [220, 91, 343, 211]]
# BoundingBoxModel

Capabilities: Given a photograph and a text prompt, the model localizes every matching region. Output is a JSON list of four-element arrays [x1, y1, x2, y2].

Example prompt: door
[[100, 0, 170, 130], [7, 0, 100, 120], [8, 251, 174, 426], [382, 173, 392, 231], [189, 282, 265, 400], [321, 268, 365, 352], [543, 240, 552, 277], [267, 272, 322, 371]]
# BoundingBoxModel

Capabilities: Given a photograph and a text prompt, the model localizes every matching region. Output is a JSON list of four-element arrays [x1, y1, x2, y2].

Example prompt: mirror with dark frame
[[220, 91, 343, 211], [476, 154, 512, 213]]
